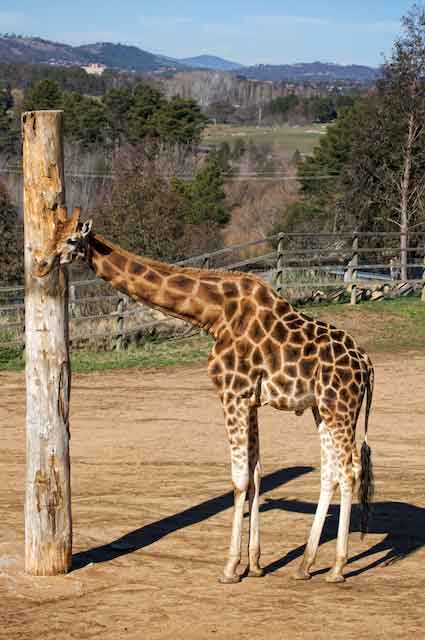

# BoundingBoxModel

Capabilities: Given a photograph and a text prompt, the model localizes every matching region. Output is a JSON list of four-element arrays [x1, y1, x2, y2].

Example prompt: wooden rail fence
[[1, 230, 425, 350]]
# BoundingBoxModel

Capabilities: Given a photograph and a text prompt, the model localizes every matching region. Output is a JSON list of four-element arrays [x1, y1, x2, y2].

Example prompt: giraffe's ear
[[80, 219, 93, 237], [57, 205, 68, 223], [56, 206, 81, 237]]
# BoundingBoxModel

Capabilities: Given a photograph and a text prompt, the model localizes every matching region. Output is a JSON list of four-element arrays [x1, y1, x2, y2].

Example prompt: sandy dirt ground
[[1, 351, 425, 639]]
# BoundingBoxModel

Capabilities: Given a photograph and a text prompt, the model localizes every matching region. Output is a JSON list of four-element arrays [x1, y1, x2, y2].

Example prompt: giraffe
[[34, 208, 375, 584]]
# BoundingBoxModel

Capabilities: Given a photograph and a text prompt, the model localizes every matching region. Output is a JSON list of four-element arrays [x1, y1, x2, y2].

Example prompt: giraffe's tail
[[358, 360, 375, 539]]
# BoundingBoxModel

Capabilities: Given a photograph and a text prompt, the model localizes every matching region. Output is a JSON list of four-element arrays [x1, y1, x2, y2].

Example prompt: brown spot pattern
[[88, 239, 372, 520]]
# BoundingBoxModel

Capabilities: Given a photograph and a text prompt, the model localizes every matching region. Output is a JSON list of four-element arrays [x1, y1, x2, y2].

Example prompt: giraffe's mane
[[89, 234, 366, 348], [91, 233, 269, 287]]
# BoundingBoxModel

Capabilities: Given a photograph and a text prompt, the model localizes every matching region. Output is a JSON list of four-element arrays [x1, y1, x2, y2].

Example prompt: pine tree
[[0, 183, 23, 285], [62, 91, 108, 148], [23, 79, 62, 111], [103, 87, 134, 143], [153, 97, 207, 145], [0, 88, 19, 159], [183, 155, 230, 226], [129, 84, 164, 141]]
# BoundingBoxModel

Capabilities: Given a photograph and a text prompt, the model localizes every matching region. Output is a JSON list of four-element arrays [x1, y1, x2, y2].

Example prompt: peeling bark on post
[[22, 110, 72, 575]]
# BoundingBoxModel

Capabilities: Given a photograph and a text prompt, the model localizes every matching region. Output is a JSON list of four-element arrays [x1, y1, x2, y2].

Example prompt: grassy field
[[1, 298, 424, 374], [202, 122, 327, 156], [304, 297, 425, 352], [0, 335, 213, 374]]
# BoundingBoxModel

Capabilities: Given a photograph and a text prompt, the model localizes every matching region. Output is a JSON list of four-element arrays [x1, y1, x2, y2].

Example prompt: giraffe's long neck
[[86, 234, 224, 336]]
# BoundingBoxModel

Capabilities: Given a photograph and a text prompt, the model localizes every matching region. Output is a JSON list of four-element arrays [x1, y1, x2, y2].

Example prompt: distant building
[[81, 63, 106, 76]]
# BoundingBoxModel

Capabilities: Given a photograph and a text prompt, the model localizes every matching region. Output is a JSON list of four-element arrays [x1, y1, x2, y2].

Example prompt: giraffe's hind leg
[[293, 419, 337, 580], [247, 407, 264, 578], [324, 421, 356, 583], [297, 415, 356, 583], [294, 356, 362, 583]]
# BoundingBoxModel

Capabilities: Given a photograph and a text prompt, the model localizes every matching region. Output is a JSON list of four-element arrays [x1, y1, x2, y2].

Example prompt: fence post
[[69, 284, 76, 318], [116, 295, 127, 350], [349, 233, 359, 305], [400, 229, 408, 281], [422, 253, 425, 303], [276, 233, 285, 295], [22, 110, 72, 575]]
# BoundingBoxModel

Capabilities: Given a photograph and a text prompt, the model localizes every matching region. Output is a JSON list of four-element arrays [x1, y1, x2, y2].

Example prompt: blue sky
[[0, 1, 419, 66]]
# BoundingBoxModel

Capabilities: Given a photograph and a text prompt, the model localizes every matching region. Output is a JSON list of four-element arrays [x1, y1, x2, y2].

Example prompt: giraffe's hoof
[[325, 572, 345, 584], [218, 574, 241, 584], [247, 567, 265, 578], [292, 569, 312, 581]]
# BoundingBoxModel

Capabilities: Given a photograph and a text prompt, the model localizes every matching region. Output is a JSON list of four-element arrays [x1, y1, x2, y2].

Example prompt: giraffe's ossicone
[[34, 211, 375, 584]]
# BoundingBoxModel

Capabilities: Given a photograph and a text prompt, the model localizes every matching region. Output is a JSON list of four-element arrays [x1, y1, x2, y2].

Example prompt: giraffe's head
[[33, 206, 93, 277]]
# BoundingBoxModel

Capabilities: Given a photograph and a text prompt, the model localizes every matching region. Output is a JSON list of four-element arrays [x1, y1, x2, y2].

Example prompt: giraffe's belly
[[268, 394, 315, 413], [260, 377, 315, 413]]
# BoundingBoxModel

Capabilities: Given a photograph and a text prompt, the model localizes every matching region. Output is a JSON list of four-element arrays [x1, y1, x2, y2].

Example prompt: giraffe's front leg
[[219, 395, 250, 584], [247, 408, 264, 578]]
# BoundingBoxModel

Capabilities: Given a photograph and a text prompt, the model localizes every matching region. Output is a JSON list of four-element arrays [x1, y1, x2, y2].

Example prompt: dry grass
[[203, 123, 326, 157], [2, 298, 424, 373]]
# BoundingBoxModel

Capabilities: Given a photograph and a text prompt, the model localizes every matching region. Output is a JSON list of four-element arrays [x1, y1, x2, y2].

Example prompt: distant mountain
[[239, 62, 378, 83], [0, 35, 87, 65], [0, 35, 378, 84], [179, 55, 244, 71], [0, 35, 183, 72], [75, 42, 178, 72]]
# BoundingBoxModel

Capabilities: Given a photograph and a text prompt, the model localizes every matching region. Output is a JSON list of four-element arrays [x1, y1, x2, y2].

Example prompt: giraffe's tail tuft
[[358, 440, 374, 539], [358, 361, 374, 539]]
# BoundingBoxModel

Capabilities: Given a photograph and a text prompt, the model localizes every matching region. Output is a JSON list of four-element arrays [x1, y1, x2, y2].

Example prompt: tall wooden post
[[22, 110, 72, 575]]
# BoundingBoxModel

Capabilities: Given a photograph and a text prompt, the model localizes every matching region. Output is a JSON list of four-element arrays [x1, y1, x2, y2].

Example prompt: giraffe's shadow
[[72, 466, 425, 578], [72, 465, 313, 570], [260, 497, 425, 578]]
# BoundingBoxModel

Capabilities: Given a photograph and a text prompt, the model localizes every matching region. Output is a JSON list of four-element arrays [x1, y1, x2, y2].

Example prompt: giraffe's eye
[[67, 238, 78, 246]]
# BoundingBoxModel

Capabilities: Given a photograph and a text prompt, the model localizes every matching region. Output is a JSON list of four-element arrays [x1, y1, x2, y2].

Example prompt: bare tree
[[337, 5, 425, 278], [378, 4, 425, 278]]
